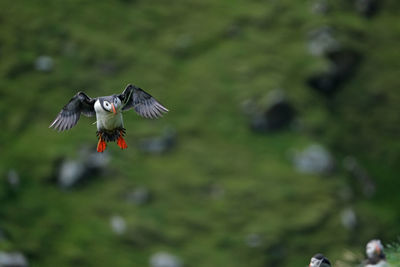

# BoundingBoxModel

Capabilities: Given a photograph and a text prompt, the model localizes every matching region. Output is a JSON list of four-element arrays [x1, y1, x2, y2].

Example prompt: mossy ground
[[387, 243, 400, 266], [0, 0, 399, 266]]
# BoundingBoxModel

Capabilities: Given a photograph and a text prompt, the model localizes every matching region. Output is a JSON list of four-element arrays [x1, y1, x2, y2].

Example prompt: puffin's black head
[[99, 95, 122, 114], [309, 253, 331, 267]]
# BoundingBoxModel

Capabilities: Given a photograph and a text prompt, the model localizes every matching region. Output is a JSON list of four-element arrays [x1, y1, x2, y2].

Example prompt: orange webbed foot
[[117, 136, 128, 149], [97, 138, 107, 153]]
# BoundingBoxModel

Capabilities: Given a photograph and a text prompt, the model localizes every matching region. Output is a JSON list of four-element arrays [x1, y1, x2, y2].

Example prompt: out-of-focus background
[[0, 0, 399, 266]]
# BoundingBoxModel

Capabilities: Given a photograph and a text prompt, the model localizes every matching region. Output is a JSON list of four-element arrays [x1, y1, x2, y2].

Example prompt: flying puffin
[[363, 239, 389, 267], [50, 84, 168, 152], [309, 253, 331, 267]]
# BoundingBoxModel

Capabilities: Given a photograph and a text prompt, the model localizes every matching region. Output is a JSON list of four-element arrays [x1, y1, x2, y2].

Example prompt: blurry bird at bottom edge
[[309, 253, 331, 267]]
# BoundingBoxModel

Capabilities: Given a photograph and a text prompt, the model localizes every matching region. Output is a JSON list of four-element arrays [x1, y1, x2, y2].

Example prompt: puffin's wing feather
[[49, 92, 95, 131], [118, 84, 168, 119]]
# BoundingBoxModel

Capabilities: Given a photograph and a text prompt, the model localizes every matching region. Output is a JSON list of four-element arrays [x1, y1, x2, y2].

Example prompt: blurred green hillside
[[0, 0, 399, 266]]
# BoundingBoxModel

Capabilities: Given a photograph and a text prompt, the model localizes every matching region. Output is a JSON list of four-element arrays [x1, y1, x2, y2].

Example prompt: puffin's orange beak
[[111, 103, 117, 115], [376, 244, 381, 254]]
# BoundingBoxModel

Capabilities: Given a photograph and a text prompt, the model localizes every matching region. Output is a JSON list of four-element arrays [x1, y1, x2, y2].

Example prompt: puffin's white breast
[[365, 261, 389, 267], [94, 100, 124, 131]]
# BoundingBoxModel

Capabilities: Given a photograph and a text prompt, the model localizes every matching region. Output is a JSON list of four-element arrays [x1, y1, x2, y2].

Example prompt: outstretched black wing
[[49, 92, 96, 131], [118, 84, 168, 119]]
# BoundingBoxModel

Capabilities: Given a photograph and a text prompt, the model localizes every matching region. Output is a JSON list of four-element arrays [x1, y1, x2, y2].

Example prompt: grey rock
[[293, 144, 334, 174], [355, 0, 380, 18], [7, 169, 20, 188], [311, 0, 329, 14], [139, 128, 176, 155], [34, 56, 53, 72], [244, 233, 263, 248], [0, 251, 28, 267], [58, 160, 85, 188], [341, 208, 357, 230], [307, 48, 362, 97], [126, 187, 151, 205], [150, 252, 183, 267], [307, 26, 339, 56], [250, 89, 296, 133], [110, 215, 127, 235], [55, 148, 110, 189], [85, 149, 110, 170]]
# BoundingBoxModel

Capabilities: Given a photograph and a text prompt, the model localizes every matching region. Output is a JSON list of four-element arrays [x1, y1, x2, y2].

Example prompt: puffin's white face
[[366, 240, 383, 258], [309, 257, 330, 267], [95, 97, 122, 115], [102, 100, 113, 112], [309, 257, 322, 267]]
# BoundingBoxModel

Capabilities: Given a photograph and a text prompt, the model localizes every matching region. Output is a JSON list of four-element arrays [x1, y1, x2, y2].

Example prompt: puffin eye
[[104, 101, 111, 109]]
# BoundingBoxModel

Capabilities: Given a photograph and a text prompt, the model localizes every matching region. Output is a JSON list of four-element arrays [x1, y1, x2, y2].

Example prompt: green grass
[[387, 242, 400, 266], [0, 0, 399, 266]]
